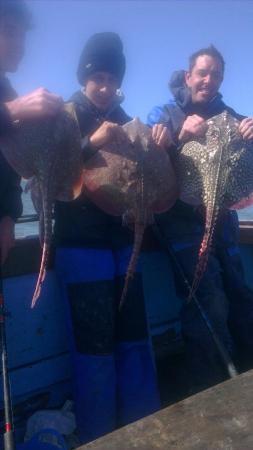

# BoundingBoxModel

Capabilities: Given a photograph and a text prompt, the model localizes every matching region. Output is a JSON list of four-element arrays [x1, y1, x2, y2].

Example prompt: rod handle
[[4, 431, 15, 450]]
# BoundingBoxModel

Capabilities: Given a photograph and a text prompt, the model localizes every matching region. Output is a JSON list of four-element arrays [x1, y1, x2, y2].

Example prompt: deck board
[[80, 370, 253, 450]]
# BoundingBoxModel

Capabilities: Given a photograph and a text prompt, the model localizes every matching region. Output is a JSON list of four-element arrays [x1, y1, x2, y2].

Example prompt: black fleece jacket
[[0, 76, 22, 221]]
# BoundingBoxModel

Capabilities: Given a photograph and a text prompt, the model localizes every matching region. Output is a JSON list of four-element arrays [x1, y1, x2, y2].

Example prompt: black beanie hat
[[77, 32, 126, 86]]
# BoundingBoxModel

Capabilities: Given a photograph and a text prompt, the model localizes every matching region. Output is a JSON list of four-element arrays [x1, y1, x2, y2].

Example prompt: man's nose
[[204, 73, 218, 85], [203, 74, 212, 84]]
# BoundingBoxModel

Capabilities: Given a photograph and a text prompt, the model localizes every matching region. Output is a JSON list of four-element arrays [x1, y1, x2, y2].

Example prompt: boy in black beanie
[[54, 32, 169, 444], [77, 31, 126, 87]]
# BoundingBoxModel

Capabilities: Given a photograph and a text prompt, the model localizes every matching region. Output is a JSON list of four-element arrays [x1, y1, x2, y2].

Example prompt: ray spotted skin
[[175, 111, 253, 301], [0, 103, 84, 306], [83, 117, 178, 304]]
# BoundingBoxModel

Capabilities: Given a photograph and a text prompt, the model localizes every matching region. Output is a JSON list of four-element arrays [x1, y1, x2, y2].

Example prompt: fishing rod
[[0, 256, 15, 450], [152, 222, 238, 379], [0, 1, 16, 445]]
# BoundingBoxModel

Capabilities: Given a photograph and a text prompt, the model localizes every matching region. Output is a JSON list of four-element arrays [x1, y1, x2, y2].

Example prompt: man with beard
[[148, 45, 253, 393]]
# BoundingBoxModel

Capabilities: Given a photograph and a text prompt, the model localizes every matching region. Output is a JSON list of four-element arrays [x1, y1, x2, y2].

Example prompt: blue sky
[[10, 0, 253, 122]]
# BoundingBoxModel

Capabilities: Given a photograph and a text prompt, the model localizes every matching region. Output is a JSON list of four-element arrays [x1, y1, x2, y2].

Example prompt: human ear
[[185, 71, 191, 87]]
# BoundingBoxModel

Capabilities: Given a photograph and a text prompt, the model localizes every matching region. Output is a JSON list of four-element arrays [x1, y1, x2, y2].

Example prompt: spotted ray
[[174, 111, 253, 300], [83, 118, 178, 305], [0, 103, 84, 306]]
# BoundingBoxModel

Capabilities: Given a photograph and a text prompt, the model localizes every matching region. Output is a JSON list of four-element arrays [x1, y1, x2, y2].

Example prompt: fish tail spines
[[31, 242, 49, 308], [31, 189, 53, 307], [119, 220, 145, 309]]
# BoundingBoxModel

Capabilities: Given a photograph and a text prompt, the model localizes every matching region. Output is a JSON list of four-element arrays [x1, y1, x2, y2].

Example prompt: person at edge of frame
[[147, 45, 253, 394], [0, 0, 63, 266], [53, 32, 173, 445]]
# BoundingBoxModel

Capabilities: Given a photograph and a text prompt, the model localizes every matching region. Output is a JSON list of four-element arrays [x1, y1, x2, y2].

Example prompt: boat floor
[[79, 369, 253, 450]]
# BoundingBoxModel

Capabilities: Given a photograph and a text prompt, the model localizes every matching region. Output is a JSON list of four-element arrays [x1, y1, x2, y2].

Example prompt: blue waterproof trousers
[[55, 246, 160, 444]]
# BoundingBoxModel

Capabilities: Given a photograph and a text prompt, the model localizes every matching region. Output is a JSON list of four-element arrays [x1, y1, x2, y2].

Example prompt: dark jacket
[[0, 76, 23, 221], [147, 70, 244, 148], [53, 91, 133, 248], [147, 70, 244, 248]]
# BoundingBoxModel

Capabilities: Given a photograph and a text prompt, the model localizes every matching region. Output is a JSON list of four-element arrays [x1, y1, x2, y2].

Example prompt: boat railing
[[17, 213, 39, 224], [15, 214, 253, 244]]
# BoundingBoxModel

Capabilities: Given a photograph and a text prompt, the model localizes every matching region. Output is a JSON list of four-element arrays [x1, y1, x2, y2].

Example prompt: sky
[[10, 0, 253, 123]]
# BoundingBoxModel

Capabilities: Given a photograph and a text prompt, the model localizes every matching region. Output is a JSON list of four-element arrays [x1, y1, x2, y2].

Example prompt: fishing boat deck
[[1, 221, 253, 446], [80, 369, 253, 450]]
